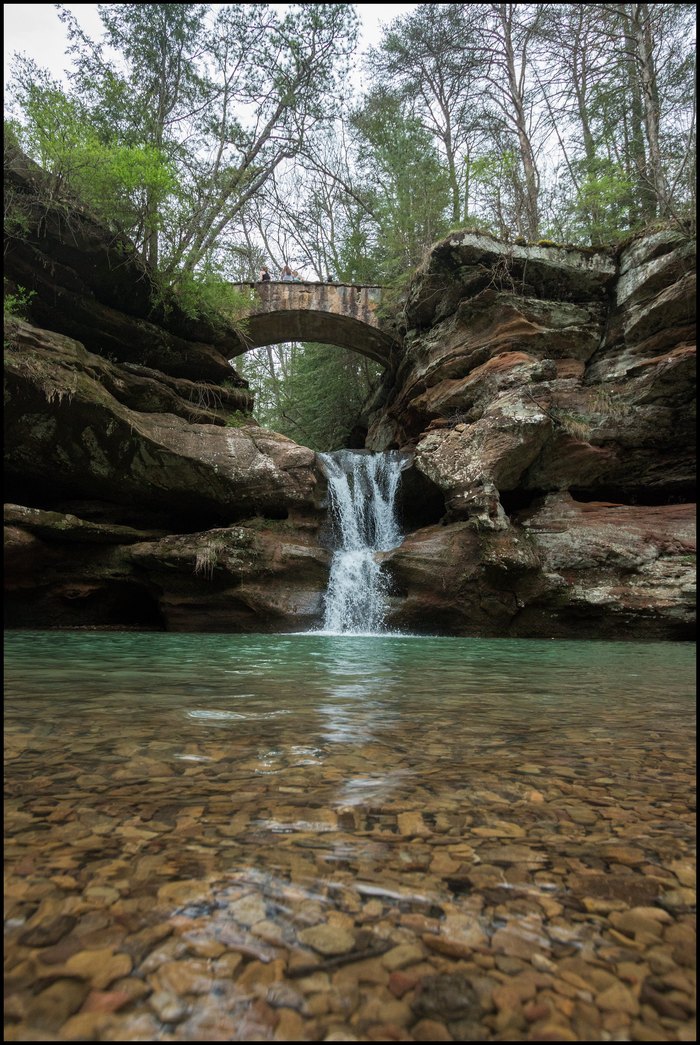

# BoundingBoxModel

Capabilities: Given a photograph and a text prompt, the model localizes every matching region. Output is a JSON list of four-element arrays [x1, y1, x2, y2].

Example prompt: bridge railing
[[231, 280, 385, 290]]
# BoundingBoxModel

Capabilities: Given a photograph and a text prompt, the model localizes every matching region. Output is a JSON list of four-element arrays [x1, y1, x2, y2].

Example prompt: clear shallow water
[[4, 631, 696, 1042]]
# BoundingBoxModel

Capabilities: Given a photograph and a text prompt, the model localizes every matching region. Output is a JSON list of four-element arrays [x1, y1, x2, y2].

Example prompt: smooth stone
[[150, 959, 213, 996], [412, 973, 479, 1020], [297, 924, 355, 956], [660, 887, 696, 909], [600, 845, 647, 865], [30, 978, 90, 1030], [274, 1008, 306, 1040], [609, 910, 665, 937], [228, 893, 268, 927], [149, 990, 188, 1023], [381, 943, 425, 971], [411, 1017, 453, 1041], [596, 981, 639, 1015], [80, 989, 133, 1014], [64, 948, 133, 989], [58, 1012, 114, 1040], [18, 916, 77, 948]]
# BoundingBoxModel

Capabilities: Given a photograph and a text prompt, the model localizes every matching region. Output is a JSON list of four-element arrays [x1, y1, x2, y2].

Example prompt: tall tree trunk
[[497, 4, 540, 239], [620, 4, 655, 221], [633, 2, 668, 215]]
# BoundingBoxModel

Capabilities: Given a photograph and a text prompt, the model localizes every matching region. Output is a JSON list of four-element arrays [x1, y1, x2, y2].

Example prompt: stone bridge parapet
[[229, 281, 399, 364]]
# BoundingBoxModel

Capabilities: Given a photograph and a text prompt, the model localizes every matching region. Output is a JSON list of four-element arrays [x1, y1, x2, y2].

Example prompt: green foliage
[[241, 341, 381, 452], [468, 150, 522, 239], [9, 62, 178, 241], [374, 271, 412, 326], [276, 343, 380, 451], [567, 159, 637, 245], [167, 269, 255, 330], [3, 281, 36, 319], [352, 90, 451, 279], [13, 2, 358, 276], [225, 410, 252, 428]]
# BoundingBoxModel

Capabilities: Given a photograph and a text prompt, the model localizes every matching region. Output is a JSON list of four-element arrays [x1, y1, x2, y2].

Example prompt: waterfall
[[319, 450, 409, 634]]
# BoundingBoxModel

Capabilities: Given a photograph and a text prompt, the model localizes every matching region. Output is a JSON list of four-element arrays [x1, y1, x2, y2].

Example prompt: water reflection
[[4, 631, 696, 1042], [334, 769, 412, 807]]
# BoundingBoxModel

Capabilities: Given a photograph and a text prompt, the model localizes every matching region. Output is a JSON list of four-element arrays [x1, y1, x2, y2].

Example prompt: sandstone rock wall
[[4, 149, 329, 631], [3, 147, 695, 637], [368, 230, 695, 639]]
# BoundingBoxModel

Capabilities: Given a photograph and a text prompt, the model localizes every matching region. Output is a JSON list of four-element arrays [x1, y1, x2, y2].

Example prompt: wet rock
[[412, 973, 480, 1021], [569, 874, 664, 905], [659, 887, 696, 911], [411, 1016, 454, 1041], [228, 893, 268, 928], [527, 1020, 578, 1040], [149, 990, 189, 1023], [609, 908, 668, 938], [81, 989, 134, 1014], [64, 947, 133, 989], [596, 980, 640, 1015], [381, 944, 425, 971], [30, 978, 90, 1030], [150, 959, 214, 996], [388, 970, 421, 998], [18, 916, 77, 948], [297, 924, 356, 956], [422, 912, 488, 959]]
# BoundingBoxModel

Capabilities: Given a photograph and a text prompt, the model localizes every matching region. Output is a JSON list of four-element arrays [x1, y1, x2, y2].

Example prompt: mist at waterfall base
[[318, 450, 410, 636]]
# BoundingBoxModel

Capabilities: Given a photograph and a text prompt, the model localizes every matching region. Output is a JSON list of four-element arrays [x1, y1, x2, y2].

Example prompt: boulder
[[4, 320, 323, 530], [4, 509, 329, 632], [382, 496, 695, 640]]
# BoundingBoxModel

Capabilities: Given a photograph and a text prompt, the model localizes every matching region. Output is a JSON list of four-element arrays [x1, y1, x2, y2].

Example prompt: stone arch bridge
[[228, 281, 399, 365]]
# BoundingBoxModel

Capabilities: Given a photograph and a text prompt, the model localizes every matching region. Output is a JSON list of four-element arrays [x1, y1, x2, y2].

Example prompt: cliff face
[[369, 231, 695, 639], [4, 148, 329, 631], [3, 148, 695, 637]]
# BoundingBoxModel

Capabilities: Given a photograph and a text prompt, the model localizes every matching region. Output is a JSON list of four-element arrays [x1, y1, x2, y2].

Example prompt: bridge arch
[[228, 281, 399, 365]]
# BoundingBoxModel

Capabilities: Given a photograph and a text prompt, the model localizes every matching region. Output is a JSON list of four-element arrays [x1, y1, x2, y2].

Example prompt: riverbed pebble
[[5, 673, 695, 1041]]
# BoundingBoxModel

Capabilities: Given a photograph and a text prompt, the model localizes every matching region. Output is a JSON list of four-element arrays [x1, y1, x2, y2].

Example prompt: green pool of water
[[4, 631, 696, 1041]]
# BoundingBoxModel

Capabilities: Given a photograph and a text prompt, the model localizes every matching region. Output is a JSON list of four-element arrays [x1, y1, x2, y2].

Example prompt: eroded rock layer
[[3, 147, 695, 636], [4, 148, 329, 631], [368, 230, 695, 639]]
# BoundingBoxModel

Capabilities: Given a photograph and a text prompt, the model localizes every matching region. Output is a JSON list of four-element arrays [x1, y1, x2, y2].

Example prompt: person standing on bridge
[[260, 266, 271, 282], [281, 263, 293, 281]]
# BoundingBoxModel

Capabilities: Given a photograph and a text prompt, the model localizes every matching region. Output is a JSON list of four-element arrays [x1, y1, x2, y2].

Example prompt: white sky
[[3, 3, 418, 94]]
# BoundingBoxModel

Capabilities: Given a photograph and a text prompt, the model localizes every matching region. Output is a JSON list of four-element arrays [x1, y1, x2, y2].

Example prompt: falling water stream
[[319, 450, 410, 633], [4, 460, 696, 1041]]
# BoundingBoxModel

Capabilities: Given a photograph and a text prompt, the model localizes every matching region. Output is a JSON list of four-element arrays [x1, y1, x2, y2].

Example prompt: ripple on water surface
[[4, 631, 696, 1041]]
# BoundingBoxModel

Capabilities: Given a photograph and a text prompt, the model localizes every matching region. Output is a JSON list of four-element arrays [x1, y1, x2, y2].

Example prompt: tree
[[352, 89, 451, 278], [8, 59, 177, 240], [478, 3, 546, 240], [536, 2, 696, 238], [241, 341, 381, 451], [9, 4, 359, 280], [613, 2, 695, 221], [367, 5, 485, 226], [238, 122, 380, 284], [57, 3, 206, 269]]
